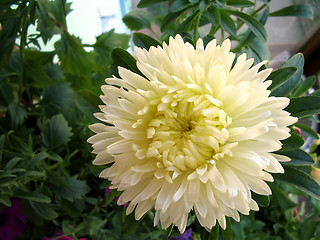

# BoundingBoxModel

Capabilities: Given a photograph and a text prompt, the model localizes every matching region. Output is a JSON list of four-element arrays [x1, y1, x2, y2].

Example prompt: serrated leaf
[[271, 53, 304, 97], [274, 165, 320, 200], [41, 114, 72, 149], [279, 149, 314, 166], [137, 0, 167, 8], [41, 82, 74, 118], [267, 67, 298, 92], [285, 96, 320, 118], [270, 4, 313, 20], [226, 10, 267, 40], [122, 10, 152, 31], [132, 32, 161, 50], [280, 130, 304, 151], [8, 102, 27, 129], [29, 201, 58, 220], [220, 10, 237, 36], [75, 90, 102, 120], [292, 75, 316, 97], [15, 192, 51, 203], [49, 175, 90, 201]]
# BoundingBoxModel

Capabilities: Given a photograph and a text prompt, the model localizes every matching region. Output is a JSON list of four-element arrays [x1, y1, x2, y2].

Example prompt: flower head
[[88, 35, 297, 232]]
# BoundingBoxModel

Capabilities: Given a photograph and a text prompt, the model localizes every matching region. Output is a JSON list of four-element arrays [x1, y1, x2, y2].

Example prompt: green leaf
[[8, 102, 27, 129], [274, 165, 320, 200], [15, 192, 51, 203], [175, 10, 201, 34], [111, 48, 142, 76], [220, 10, 237, 36], [222, 218, 233, 240], [280, 130, 304, 151], [226, 10, 267, 40], [24, 151, 48, 169], [226, 0, 254, 7], [208, 224, 219, 240], [270, 4, 313, 20], [207, 6, 220, 26], [267, 67, 298, 92], [56, 33, 93, 75], [285, 96, 320, 118], [279, 149, 314, 166], [295, 123, 319, 140], [0, 195, 11, 206], [161, 5, 192, 32], [252, 192, 270, 207], [137, 0, 167, 8], [93, 30, 130, 69], [122, 10, 152, 31], [49, 175, 90, 201], [41, 82, 74, 118], [132, 32, 161, 50], [292, 75, 316, 97], [168, 0, 193, 13], [246, 37, 269, 63], [123, 213, 140, 235], [270, 183, 297, 210], [29, 201, 58, 220], [75, 90, 102, 121], [41, 114, 73, 149], [271, 53, 304, 97], [0, 134, 4, 164]]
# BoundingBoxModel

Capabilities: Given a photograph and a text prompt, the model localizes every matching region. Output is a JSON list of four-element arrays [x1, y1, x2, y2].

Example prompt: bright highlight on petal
[[88, 35, 297, 233]]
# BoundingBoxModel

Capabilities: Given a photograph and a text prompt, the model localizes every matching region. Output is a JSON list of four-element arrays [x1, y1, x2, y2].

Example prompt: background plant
[[0, 0, 320, 239]]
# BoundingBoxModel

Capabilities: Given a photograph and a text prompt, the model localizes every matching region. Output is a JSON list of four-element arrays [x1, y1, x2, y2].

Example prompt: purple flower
[[0, 199, 26, 240], [105, 187, 128, 207], [41, 230, 87, 240], [170, 228, 192, 240]]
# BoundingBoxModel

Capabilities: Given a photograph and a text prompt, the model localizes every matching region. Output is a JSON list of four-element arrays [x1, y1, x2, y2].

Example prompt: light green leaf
[[274, 165, 320, 200], [285, 96, 320, 118], [270, 4, 313, 20], [15, 192, 51, 203], [122, 10, 152, 31], [41, 114, 73, 149], [278, 149, 314, 166], [132, 32, 161, 50], [271, 53, 304, 96], [267, 67, 298, 92]]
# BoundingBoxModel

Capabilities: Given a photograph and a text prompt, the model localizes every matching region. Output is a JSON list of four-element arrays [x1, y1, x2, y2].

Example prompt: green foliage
[[1, 0, 320, 239]]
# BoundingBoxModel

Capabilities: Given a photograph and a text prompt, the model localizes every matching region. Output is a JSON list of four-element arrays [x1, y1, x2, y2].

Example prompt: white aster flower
[[88, 35, 297, 233]]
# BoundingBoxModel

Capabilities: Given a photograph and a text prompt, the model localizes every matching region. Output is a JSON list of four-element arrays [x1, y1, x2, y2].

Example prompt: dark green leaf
[[226, 10, 267, 40], [246, 37, 269, 63], [274, 165, 320, 200], [0, 135, 4, 164], [280, 130, 304, 151], [270, 183, 297, 210], [29, 201, 59, 220], [122, 10, 152, 31], [0, 195, 11, 206], [279, 149, 314, 166], [295, 123, 319, 139], [123, 213, 140, 235], [8, 102, 27, 129], [75, 90, 102, 120], [267, 67, 298, 92], [137, 0, 167, 8], [161, 5, 192, 32], [175, 10, 201, 34], [15, 192, 51, 203], [220, 10, 237, 36], [168, 0, 193, 13], [252, 192, 270, 207], [208, 224, 219, 240], [41, 82, 74, 118], [285, 96, 320, 118], [24, 151, 48, 169], [270, 4, 313, 20], [41, 114, 73, 149], [19, 171, 45, 178], [207, 6, 220, 26], [222, 218, 233, 240], [227, 0, 254, 7], [111, 48, 142, 76], [292, 75, 316, 97], [4, 157, 21, 170], [132, 32, 161, 50], [271, 53, 304, 97]]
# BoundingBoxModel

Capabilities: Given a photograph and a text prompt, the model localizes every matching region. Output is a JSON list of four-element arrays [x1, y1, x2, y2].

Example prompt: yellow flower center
[[144, 91, 233, 171]]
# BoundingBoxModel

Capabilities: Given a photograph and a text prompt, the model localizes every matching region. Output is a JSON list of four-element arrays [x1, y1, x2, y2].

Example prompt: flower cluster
[[88, 35, 297, 232]]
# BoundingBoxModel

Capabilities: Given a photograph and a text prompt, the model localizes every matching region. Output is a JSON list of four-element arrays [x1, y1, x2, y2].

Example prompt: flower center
[[145, 92, 233, 171]]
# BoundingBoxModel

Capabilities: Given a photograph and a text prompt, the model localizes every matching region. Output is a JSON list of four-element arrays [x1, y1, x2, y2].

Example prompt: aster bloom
[[88, 35, 297, 233]]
